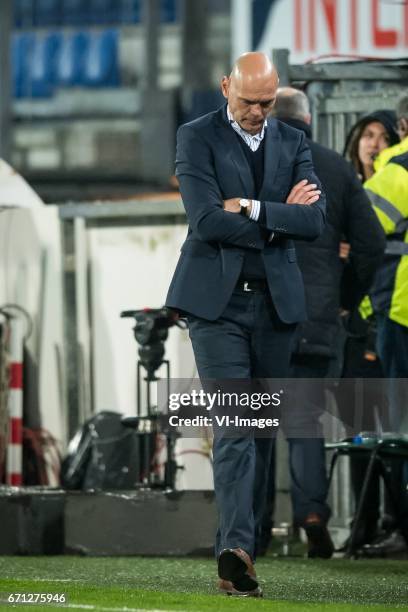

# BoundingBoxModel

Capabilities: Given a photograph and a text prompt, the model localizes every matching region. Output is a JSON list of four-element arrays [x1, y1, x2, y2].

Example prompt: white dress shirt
[[227, 105, 265, 222]]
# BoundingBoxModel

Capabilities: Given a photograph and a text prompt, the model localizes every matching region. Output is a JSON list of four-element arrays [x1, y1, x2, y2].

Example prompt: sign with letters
[[232, 0, 408, 63]]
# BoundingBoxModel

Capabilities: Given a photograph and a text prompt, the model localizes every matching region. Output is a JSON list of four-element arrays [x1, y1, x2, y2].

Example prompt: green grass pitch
[[0, 556, 407, 611]]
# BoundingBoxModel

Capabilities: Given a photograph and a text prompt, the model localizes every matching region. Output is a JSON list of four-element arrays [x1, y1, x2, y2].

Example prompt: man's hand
[[223, 198, 252, 216], [339, 241, 351, 260], [286, 180, 321, 205]]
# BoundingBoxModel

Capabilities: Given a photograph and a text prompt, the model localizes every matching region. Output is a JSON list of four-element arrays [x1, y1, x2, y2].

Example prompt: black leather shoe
[[303, 513, 334, 559], [361, 530, 408, 558], [218, 548, 263, 597]]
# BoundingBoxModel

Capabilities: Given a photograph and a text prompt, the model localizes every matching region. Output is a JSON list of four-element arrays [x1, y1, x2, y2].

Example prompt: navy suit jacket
[[166, 106, 326, 323]]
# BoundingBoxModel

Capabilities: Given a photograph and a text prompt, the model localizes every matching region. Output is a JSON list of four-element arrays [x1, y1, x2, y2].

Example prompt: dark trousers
[[376, 314, 408, 526], [187, 288, 295, 560], [287, 357, 331, 524], [376, 314, 408, 431], [259, 356, 331, 550]]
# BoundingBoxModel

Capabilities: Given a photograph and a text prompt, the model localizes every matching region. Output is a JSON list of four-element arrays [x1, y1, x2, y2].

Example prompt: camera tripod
[[121, 308, 184, 489]]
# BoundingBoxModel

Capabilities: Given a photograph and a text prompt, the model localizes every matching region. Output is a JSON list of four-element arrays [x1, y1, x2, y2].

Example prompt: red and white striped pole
[[6, 317, 24, 486]]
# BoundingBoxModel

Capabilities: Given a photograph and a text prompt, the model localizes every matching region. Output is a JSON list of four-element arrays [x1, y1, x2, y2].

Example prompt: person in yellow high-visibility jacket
[[364, 95, 408, 429], [362, 94, 408, 557]]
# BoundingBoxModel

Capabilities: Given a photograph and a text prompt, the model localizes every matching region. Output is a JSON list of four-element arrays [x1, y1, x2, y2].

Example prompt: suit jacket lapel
[[215, 106, 255, 197], [259, 118, 281, 200]]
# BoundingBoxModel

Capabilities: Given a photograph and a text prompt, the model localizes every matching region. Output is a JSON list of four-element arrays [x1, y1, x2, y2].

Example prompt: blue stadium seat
[[12, 33, 35, 97], [81, 29, 120, 86], [55, 31, 89, 86], [161, 0, 177, 23], [35, 0, 61, 26], [119, 0, 141, 24], [61, 0, 90, 25], [14, 0, 35, 29], [88, 0, 115, 24], [30, 33, 62, 97]]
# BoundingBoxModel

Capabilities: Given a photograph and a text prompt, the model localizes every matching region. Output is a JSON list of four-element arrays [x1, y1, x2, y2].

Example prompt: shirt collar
[[227, 105, 267, 141]]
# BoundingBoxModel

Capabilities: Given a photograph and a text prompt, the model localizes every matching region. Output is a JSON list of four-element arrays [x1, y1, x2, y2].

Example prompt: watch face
[[240, 198, 250, 208]]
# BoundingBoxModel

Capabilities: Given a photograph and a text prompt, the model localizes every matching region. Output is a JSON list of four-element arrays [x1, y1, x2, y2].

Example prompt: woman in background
[[344, 110, 398, 181]]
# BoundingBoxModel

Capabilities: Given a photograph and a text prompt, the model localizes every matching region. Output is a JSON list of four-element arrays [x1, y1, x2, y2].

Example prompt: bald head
[[221, 52, 279, 135], [273, 87, 311, 124], [232, 52, 277, 87]]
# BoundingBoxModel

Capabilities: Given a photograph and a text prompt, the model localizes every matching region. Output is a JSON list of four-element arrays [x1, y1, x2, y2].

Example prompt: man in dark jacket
[[258, 87, 386, 558]]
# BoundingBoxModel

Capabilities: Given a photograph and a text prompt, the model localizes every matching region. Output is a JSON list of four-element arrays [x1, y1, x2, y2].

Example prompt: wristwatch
[[239, 198, 251, 216]]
